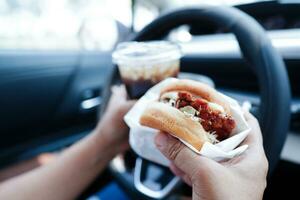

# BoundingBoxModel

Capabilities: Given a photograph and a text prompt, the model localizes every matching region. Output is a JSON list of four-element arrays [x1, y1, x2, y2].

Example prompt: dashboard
[[239, 1, 300, 30], [257, 14, 300, 30], [189, 1, 300, 34]]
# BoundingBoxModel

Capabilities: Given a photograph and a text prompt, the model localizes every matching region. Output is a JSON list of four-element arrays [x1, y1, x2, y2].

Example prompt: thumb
[[118, 100, 136, 116], [155, 132, 202, 177]]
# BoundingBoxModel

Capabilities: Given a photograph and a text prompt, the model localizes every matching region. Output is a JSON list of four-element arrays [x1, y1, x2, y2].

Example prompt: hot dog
[[140, 79, 236, 151]]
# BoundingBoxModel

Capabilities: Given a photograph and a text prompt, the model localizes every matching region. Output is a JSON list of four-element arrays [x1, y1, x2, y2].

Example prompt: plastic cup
[[112, 41, 182, 99]]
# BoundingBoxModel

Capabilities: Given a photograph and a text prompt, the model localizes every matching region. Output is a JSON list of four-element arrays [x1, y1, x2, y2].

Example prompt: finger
[[170, 163, 192, 186], [233, 112, 268, 168], [155, 132, 202, 177], [108, 86, 136, 115], [111, 85, 127, 101], [242, 112, 263, 145], [118, 100, 136, 116], [170, 162, 185, 177], [182, 174, 192, 187], [119, 141, 130, 153]]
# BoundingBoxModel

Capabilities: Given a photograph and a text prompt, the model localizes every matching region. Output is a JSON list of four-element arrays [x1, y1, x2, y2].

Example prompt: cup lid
[[112, 41, 182, 65]]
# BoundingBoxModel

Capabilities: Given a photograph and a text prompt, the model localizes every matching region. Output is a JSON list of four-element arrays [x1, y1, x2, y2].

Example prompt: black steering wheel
[[100, 6, 291, 199]]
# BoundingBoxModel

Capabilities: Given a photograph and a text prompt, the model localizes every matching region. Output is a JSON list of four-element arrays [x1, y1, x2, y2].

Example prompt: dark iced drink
[[112, 41, 182, 99]]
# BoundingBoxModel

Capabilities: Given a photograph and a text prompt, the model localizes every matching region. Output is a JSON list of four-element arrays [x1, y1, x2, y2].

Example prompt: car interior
[[0, 0, 299, 199]]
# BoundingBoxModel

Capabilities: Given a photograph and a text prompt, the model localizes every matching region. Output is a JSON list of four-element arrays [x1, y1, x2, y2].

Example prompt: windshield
[[0, 0, 284, 51], [0, 0, 132, 50]]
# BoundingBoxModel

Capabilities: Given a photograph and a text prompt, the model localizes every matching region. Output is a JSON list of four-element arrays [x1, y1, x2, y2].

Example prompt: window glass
[[0, 0, 131, 50]]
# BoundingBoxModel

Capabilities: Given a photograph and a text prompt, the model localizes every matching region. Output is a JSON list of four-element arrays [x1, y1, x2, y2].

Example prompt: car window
[[0, 0, 272, 51], [0, 0, 132, 51]]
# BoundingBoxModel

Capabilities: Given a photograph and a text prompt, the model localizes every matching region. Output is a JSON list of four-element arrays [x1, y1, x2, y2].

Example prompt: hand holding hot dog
[[155, 112, 268, 200]]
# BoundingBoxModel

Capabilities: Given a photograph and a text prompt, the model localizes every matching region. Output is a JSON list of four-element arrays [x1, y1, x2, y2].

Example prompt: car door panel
[[0, 51, 112, 157]]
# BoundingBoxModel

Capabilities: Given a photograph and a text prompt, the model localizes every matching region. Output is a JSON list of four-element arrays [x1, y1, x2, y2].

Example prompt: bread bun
[[160, 79, 231, 114], [140, 102, 209, 150]]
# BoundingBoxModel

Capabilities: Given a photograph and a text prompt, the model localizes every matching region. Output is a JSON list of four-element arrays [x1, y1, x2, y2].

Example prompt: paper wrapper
[[124, 78, 251, 166]]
